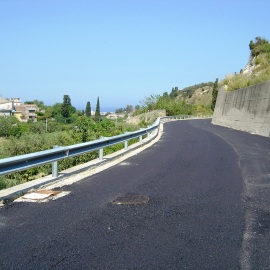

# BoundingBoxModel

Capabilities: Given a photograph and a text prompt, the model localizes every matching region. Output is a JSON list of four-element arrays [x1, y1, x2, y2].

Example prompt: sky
[[0, 0, 270, 112]]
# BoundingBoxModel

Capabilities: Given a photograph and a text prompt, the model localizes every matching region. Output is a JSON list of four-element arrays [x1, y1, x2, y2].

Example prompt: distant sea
[[77, 106, 117, 113], [102, 107, 118, 113]]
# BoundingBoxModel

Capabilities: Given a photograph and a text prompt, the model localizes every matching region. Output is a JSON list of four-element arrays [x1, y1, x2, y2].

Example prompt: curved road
[[1, 119, 270, 269]]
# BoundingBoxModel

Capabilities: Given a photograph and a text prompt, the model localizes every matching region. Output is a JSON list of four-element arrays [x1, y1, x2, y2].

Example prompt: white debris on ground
[[14, 190, 70, 203]]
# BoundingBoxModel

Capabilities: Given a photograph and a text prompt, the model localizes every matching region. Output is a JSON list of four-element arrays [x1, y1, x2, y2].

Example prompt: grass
[[221, 72, 270, 91], [221, 52, 270, 91]]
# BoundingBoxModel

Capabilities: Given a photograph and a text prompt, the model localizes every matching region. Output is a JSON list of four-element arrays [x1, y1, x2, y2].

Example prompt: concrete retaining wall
[[212, 80, 270, 137]]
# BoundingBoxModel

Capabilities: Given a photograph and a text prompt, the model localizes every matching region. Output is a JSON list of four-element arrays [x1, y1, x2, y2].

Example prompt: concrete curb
[[0, 124, 164, 204]]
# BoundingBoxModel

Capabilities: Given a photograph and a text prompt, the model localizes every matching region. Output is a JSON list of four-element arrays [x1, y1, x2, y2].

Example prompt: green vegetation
[[0, 115, 141, 189], [133, 81, 214, 117], [156, 95, 193, 116], [0, 116, 23, 138], [0, 95, 144, 190], [85, 101, 91, 117], [61, 94, 76, 122], [179, 82, 214, 99], [95, 97, 101, 121], [221, 37, 270, 91], [249, 37, 270, 57], [211, 79, 219, 111], [115, 105, 134, 114]]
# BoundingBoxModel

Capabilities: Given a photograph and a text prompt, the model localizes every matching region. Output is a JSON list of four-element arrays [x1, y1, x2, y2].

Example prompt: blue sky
[[1, 0, 269, 111]]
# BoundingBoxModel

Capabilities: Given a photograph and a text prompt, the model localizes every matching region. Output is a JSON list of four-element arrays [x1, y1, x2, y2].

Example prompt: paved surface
[[0, 125, 161, 203], [0, 119, 269, 269]]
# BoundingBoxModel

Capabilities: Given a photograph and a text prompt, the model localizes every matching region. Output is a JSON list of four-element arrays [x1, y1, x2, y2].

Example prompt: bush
[[0, 118, 142, 190], [0, 176, 22, 190], [0, 116, 22, 138]]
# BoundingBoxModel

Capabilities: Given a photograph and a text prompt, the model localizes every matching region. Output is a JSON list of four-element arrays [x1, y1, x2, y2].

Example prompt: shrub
[[0, 118, 143, 190]]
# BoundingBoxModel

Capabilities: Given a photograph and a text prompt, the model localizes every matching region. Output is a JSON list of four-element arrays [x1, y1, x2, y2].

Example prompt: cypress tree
[[61, 95, 71, 118], [95, 97, 101, 121], [211, 78, 219, 111], [85, 101, 91, 117]]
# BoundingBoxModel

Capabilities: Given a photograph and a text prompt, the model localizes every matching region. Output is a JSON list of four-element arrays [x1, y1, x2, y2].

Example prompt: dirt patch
[[126, 110, 166, 125]]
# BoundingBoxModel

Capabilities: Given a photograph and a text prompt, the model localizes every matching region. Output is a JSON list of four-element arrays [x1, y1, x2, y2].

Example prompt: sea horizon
[[77, 105, 118, 113]]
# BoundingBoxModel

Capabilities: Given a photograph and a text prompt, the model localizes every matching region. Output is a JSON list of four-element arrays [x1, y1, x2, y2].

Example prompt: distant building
[[13, 111, 24, 121], [10, 98, 21, 106], [14, 104, 38, 122], [0, 97, 14, 116], [0, 97, 38, 121]]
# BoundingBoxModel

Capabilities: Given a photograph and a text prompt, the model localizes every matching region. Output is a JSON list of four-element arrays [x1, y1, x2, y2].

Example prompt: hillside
[[177, 84, 213, 106], [167, 82, 214, 107], [132, 37, 270, 117], [130, 39, 269, 114], [176, 37, 270, 103], [174, 37, 270, 106], [221, 36, 270, 91]]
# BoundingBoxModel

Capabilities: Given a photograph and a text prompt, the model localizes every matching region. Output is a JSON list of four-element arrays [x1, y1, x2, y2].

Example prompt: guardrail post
[[52, 145, 59, 177], [124, 132, 129, 151], [147, 128, 151, 139], [139, 135, 142, 143], [99, 137, 104, 160], [154, 127, 158, 137], [99, 148, 104, 160]]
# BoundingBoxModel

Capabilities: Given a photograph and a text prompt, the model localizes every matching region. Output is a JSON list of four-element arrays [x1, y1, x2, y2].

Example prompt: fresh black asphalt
[[0, 119, 270, 269]]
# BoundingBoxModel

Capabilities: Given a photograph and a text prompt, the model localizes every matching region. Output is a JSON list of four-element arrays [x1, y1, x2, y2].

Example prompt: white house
[[0, 97, 14, 116]]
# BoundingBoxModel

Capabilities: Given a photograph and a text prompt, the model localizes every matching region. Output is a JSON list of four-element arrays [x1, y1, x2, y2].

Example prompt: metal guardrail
[[0, 118, 160, 177], [162, 115, 212, 121], [0, 115, 211, 179]]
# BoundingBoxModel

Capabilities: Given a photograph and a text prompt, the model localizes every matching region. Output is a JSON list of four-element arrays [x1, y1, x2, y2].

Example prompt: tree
[[125, 105, 133, 113], [95, 97, 101, 121], [25, 99, 45, 109], [115, 108, 123, 113], [0, 116, 22, 138], [249, 37, 270, 57], [211, 78, 219, 111], [60, 95, 76, 122], [85, 101, 91, 117], [170, 87, 179, 98], [61, 95, 71, 119], [140, 94, 159, 111], [73, 117, 94, 142], [163, 92, 169, 98]]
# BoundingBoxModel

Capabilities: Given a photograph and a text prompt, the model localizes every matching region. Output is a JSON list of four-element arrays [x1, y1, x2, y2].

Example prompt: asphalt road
[[0, 119, 270, 270]]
